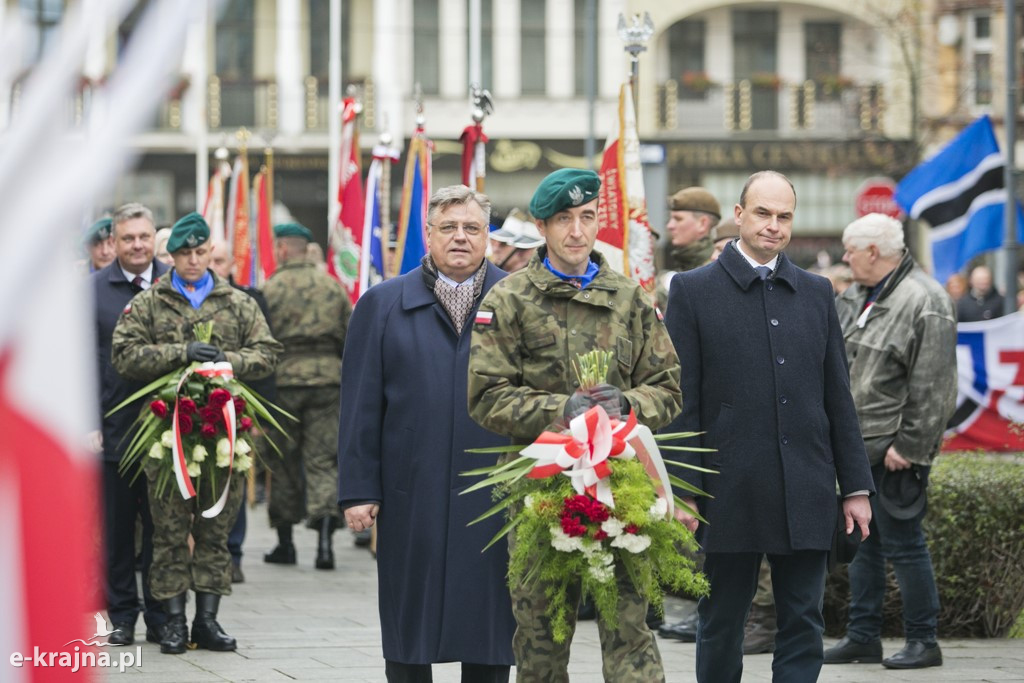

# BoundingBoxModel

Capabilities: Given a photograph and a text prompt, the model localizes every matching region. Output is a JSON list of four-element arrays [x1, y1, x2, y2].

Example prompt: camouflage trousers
[[509, 561, 664, 682], [145, 470, 244, 601], [267, 386, 340, 529], [753, 556, 775, 607]]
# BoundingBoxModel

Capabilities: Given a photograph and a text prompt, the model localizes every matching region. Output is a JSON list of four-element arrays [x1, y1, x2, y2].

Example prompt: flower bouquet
[[108, 322, 290, 518], [463, 351, 715, 642]]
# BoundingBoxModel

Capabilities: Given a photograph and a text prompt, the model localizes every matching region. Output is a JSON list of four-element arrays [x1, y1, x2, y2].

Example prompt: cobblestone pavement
[[96, 505, 1024, 682]]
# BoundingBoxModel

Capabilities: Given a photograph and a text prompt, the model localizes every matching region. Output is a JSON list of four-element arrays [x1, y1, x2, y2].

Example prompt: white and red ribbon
[[170, 361, 236, 518], [520, 405, 673, 516]]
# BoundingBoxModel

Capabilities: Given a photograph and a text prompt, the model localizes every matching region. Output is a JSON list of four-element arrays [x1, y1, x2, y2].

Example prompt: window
[[19, 0, 64, 67], [668, 19, 706, 100], [805, 22, 843, 100], [215, 0, 255, 126], [574, 0, 598, 95], [413, 0, 440, 94], [465, 0, 493, 89], [968, 12, 993, 106], [521, 0, 546, 95], [733, 9, 778, 130]]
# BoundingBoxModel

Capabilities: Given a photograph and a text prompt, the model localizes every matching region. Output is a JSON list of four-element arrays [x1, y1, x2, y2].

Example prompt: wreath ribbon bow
[[521, 405, 672, 514]]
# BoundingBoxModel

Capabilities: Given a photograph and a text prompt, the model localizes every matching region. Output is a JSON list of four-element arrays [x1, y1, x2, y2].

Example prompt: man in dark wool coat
[[664, 170, 875, 683], [339, 184, 515, 683]]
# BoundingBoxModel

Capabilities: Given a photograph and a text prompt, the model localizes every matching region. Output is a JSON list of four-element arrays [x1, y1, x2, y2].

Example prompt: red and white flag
[[459, 122, 488, 192], [327, 98, 365, 304], [596, 82, 656, 295], [202, 160, 230, 244], [229, 154, 252, 286], [252, 169, 276, 285]]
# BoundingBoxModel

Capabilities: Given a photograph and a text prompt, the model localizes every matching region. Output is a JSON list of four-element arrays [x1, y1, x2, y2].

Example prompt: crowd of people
[[88, 165, 1013, 681]]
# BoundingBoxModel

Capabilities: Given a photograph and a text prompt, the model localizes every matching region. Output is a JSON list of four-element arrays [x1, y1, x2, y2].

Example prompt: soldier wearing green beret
[[112, 211, 282, 656], [84, 217, 116, 272], [261, 223, 352, 569], [468, 168, 682, 682]]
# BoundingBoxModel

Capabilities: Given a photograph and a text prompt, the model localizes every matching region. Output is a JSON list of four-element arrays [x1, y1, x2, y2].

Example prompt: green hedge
[[824, 453, 1024, 638]]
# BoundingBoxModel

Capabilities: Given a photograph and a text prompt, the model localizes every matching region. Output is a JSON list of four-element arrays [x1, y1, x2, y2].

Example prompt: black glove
[[186, 342, 224, 363], [563, 383, 631, 420]]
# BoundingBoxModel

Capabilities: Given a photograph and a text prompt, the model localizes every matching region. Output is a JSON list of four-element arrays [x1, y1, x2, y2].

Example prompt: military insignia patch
[[122, 303, 132, 315], [568, 185, 584, 206], [475, 310, 494, 326], [655, 307, 664, 322], [185, 235, 198, 247]]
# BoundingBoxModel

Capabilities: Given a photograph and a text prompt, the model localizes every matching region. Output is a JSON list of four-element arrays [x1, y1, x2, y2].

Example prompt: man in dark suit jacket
[[664, 171, 874, 683], [92, 203, 170, 645]]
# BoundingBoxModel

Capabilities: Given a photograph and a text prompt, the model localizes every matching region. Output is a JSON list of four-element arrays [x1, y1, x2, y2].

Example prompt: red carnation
[[593, 529, 608, 541], [149, 400, 168, 419], [209, 388, 232, 406], [233, 396, 247, 414], [200, 404, 222, 425], [561, 516, 587, 537], [200, 423, 218, 439], [586, 500, 610, 523], [625, 523, 639, 535], [239, 416, 253, 432], [177, 414, 193, 434], [178, 397, 197, 415]]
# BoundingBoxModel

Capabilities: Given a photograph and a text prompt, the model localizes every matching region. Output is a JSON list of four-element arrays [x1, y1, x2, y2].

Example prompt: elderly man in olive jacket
[[825, 213, 957, 670]]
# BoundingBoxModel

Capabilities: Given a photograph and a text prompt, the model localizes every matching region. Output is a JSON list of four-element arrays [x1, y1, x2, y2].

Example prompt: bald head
[[210, 241, 233, 279]]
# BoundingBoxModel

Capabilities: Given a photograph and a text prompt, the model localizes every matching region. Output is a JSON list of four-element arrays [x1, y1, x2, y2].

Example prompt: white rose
[[234, 453, 252, 473], [187, 461, 201, 477], [216, 437, 232, 466], [601, 518, 625, 537], [160, 430, 174, 448], [148, 443, 165, 460], [192, 444, 208, 462], [234, 438, 251, 455]]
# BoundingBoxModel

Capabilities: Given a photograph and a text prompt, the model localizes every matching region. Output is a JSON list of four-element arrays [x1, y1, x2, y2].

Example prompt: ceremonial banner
[[201, 160, 230, 244], [894, 115, 1024, 284], [228, 155, 252, 285], [596, 82, 656, 294], [252, 169, 275, 285], [945, 312, 1024, 451], [459, 122, 488, 191], [394, 131, 431, 277], [327, 98, 365, 303], [358, 146, 397, 295]]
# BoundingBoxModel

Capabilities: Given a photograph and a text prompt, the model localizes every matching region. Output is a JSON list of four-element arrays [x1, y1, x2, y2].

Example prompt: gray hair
[[738, 170, 796, 208], [112, 202, 155, 233], [427, 185, 492, 227], [843, 213, 905, 258]]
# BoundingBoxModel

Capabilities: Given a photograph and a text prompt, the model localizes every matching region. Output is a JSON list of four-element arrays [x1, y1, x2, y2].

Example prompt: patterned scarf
[[421, 255, 487, 334]]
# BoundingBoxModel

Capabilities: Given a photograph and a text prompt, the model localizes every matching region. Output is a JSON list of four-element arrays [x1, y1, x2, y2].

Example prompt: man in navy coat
[[339, 185, 515, 683], [665, 171, 874, 683], [92, 202, 170, 645]]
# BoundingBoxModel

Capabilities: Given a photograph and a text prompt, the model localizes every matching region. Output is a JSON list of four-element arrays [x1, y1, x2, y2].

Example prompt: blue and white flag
[[358, 148, 390, 296], [894, 115, 1024, 284]]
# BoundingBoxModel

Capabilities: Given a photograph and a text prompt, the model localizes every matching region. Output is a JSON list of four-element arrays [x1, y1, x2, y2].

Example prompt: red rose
[[200, 405, 222, 425], [149, 400, 168, 419], [625, 523, 639, 535], [209, 388, 232, 407], [239, 416, 253, 432], [177, 414, 193, 434], [178, 398, 197, 415], [200, 423, 217, 439], [233, 396, 247, 414]]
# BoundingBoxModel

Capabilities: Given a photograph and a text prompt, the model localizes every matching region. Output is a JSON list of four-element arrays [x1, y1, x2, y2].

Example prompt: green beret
[[529, 168, 601, 220], [166, 212, 211, 253], [273, 222, 313, 241], [85, 217, 112, 245], [669, 187, 721, 219]]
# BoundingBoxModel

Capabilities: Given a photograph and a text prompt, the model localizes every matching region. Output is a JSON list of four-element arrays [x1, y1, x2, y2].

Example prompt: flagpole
[[1002, 0, 1019, 315], [328, 0, 341, 230]]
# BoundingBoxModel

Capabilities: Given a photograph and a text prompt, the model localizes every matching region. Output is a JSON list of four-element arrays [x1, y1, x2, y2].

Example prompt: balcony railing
[[657, 79, 886, 138]]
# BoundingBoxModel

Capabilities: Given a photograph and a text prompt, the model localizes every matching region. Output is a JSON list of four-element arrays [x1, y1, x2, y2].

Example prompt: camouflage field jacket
[[468, 248, 682, 442]]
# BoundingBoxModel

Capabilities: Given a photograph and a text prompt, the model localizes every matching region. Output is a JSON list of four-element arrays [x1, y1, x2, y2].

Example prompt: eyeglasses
[[430, 222, 484, 236]]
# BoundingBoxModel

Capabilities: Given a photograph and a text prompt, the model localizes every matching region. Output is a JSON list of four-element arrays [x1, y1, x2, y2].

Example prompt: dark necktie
[[755, 266, 771, 281], [131, 275, 144, 291]]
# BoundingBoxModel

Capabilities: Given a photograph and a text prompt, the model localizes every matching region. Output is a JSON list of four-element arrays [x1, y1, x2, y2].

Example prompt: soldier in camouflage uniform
[[261, 222, 351, 569], [467, 168, 682, 683], [112, 212, 281, 655]]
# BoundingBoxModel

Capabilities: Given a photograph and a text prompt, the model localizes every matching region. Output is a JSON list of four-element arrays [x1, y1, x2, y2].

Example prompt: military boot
[[191, 592, 236, 651], [160, 594, 188, 655], [742, 603, 777, 655], [315, 517, 335, 570], [264, 524, 296, 564]]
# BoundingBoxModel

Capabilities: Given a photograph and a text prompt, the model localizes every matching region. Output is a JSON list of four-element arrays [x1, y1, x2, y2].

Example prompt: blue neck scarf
[[172, 270, 214, 309], [543, 257, 600, 290]]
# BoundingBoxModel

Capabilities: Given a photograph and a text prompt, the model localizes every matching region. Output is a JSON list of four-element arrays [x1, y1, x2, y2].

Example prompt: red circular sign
[[855, 177, 903, 219]]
